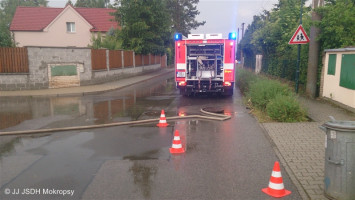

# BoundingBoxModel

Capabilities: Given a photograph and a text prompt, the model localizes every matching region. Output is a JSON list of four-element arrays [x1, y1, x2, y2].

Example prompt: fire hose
[[0, 108, 231, 136]]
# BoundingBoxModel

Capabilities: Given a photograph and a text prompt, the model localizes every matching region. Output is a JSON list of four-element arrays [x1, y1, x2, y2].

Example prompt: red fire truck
[[174, 32, 237, 96]]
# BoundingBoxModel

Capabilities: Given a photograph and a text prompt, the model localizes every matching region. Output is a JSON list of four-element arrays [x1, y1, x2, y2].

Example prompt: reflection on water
[[0, 78, 176, 130]]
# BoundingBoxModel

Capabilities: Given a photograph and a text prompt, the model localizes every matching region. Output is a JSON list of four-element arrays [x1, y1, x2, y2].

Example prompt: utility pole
[[306, 0, 324, 98], [237, 28, 240, 61], [241, 23, 245, 68], [295, 0, 303, 93], [237, 28, 240, 44]]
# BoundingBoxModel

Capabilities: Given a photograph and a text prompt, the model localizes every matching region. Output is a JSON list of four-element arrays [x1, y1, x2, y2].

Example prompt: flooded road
[[0, 75, 176, 132], [0, 74, 302, 199]]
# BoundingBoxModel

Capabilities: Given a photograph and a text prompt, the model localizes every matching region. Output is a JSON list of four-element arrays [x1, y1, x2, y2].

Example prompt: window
[[66, 22, 75, 33], [327, 54, 336, 75], [339, 54, 355, 90]]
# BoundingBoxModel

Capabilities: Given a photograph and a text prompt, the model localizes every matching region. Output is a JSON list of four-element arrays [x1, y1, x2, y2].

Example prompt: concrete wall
[[0, 47, 163, 91], [87, 64, 162, 85], [322, 48, 355, 109]]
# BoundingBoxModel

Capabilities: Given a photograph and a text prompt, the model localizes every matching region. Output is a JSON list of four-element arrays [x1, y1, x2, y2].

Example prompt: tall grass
[[237, 68, 307, 122]]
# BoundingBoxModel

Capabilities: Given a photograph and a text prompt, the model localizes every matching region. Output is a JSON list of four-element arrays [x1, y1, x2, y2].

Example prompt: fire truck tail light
[[178, 81, 186, 86], [223, 82, 232, 87], [224, 69, 232, 73]]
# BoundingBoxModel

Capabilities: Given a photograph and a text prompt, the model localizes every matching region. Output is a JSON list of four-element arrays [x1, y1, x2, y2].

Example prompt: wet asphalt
[[0, 74, 302, 200]]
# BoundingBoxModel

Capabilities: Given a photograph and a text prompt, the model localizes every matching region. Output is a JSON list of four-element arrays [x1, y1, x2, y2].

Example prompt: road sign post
[[289, 0, 309, 93]]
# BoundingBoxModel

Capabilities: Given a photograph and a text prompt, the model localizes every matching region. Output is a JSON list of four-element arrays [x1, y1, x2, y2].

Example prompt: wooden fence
[[0, 47, 164, 73], [161, 55, 167, 67], [109, 50, 122, 69], [95, 50, 157, 69], [0, 47, 29, 73], [135, 54, 143, 67], [123, 51, 134, 67], [91, 49, 107, 70], [143, 55, 150, 65]]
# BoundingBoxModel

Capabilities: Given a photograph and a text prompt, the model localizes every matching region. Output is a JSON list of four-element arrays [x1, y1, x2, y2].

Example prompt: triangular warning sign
[[289, 25, 310, 44]]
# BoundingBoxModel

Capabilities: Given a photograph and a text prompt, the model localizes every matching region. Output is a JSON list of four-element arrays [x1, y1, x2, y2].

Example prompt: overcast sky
[[48, 0, 309, 38]]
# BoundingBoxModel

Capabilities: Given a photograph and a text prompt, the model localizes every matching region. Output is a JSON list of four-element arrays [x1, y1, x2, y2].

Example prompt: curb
[[0, 68, 174, 97], [258, 122, 311, 200], [57, 68, 175, 97]]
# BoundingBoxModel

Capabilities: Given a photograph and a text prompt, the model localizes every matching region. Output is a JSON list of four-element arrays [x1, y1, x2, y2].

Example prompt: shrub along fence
[[236, 68, 307, 122]]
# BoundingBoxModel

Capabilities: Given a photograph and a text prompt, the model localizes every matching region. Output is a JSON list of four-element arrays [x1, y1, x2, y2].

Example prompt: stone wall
[[0, 47, 164, 91], [85, 64, 161, 85]]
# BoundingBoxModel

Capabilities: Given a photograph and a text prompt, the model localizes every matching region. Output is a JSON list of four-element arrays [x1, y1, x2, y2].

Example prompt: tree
[[115, 0, 171, 55], [240, 0, 311, 83], [0, 0, 48, 47], [75, 0, 110, 8], [0, 22, 14, 47], [166, 0, 205, 36], [0, 0, 48, 25], [317, 0, 355, 50], [306, 0, 323, 98], [90, 28, 121, 50], [66, 0, 74, 6], [239, 15, 266, 68]]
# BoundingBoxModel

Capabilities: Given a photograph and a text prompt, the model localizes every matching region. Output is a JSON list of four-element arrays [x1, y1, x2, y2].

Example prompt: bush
[[247, 79, 292, 110], [236, 68, 257, 94], [266, 94, 307, 122]]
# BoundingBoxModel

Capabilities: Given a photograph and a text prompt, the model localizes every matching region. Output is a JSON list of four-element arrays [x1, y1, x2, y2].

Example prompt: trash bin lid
[[323, 120, 355, 131]]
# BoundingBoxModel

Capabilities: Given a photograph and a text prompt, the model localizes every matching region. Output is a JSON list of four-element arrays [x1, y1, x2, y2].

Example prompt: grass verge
[[237, 68, 307, 122]]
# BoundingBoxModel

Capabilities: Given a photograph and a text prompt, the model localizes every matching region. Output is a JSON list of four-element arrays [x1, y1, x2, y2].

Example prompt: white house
[[10, 5, 118, 47]]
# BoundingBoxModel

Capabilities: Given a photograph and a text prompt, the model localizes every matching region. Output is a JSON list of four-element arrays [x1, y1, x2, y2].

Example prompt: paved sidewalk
[[0, 68, 174, 97], [262, 97, 355, 200]]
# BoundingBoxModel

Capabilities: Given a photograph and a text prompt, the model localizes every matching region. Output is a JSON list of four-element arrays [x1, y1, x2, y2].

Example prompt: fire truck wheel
[[180, 88, 188, 96], [223, 89, 234, 96]]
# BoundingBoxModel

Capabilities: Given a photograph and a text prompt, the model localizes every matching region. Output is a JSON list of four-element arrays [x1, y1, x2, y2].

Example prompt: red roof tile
[[10, 7, 62, 31], [10, 6, 118, 32], [76, 8, 117, 32]]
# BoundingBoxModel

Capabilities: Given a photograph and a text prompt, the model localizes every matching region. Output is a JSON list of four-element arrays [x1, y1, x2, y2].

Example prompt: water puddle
[[0, 78, 176, 131]]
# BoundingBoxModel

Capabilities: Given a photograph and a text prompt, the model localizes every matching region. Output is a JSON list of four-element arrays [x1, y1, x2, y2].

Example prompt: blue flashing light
[[229, 32, 237, 40], [174, 33, 182, 41]]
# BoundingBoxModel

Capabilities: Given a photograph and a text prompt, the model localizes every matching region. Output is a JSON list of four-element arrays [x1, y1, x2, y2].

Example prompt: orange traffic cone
[[157, 110, 168, 127], [262, 161, 291, 198], [169, 130, 185, 154]]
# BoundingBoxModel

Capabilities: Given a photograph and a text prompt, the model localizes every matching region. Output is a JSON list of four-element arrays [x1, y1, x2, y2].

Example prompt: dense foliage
[[266, 94, 307, 122], [237, 68, 307, 122], [166, 0, 205, 36], [240, 0, 355, 92], [114, 0, 171, 54], [91, 0, 205, 56], [247, 78, 292, 111], [75, 0, 110, 8], [317, 0, 355, 50], [235, 68, 257, 94]]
